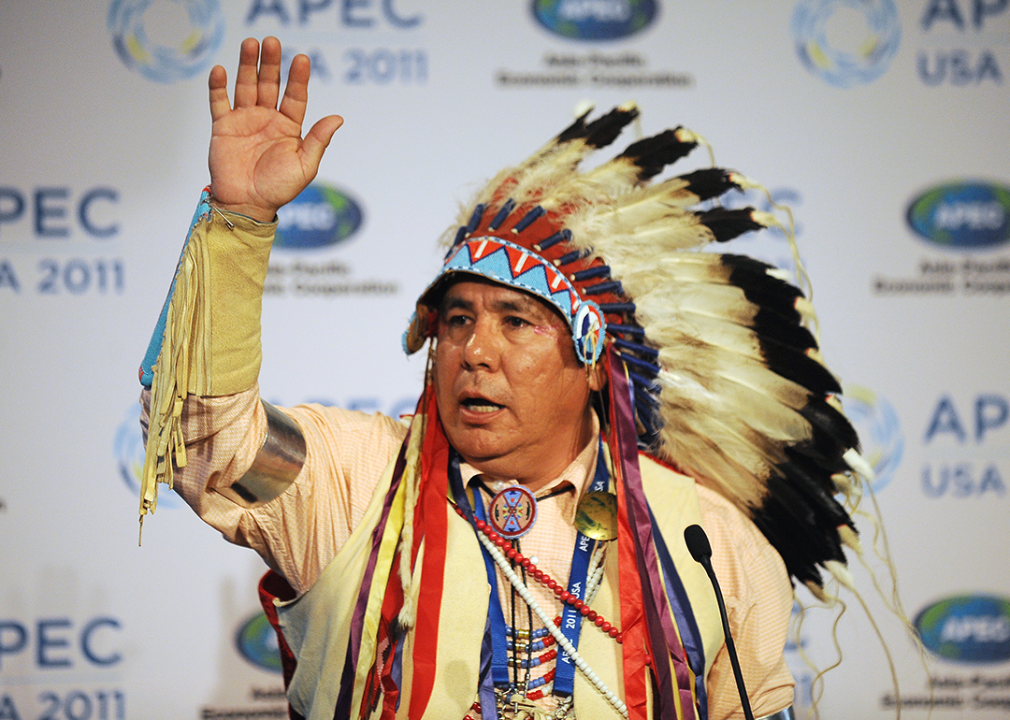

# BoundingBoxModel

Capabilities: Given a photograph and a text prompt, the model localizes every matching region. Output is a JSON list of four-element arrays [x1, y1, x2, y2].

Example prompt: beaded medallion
[[488, 486, 538, 539]]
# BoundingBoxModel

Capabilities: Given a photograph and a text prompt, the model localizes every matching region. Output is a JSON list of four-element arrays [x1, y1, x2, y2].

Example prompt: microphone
[[685, 524, 755, 720]]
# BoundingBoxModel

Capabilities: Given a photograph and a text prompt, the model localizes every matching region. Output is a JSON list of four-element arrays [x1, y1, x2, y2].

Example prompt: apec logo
[[274, 183, 364, 250], [109, 0, 225, 84], [235, 612, 282, 673], [0, 186, 119, 239], [918, 0, 1006, 86], [114, 403, 183, 509], [245, 0, 422, 28], [915, 595, 1010, 664], [907, 182, 1010, 250], [840, 386, 904, 494], [531, 0, 658, 41], [922, 394, 1008, 499], [791, 0, 901, 87], [0, 617, 123, 670]]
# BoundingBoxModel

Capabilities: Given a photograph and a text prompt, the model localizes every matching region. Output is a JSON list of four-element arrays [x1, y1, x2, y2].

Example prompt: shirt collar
[[459, 412, 601, 526]]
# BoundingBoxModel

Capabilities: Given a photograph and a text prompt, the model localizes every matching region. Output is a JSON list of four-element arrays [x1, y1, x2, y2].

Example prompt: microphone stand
[[685, 524, 756, 720]]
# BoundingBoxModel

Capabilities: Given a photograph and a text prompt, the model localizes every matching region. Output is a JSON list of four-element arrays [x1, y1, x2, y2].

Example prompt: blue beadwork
[[584, 279, 624, 296], [512, 206, 546, 233], [571, 266, 611, 282], [506, 637, 550, 652], [556, 247, 590, 266], [489, 199, 516, 230], [608, 322, 646, 337], [613, 337, 659, 359], [505, 624, 550, 639], [535, 228, 570, 251], [598, 301, 636, 314]]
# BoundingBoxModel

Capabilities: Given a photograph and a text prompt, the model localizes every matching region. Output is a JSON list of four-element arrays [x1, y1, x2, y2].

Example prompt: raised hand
[[207, 37, 343, 222]]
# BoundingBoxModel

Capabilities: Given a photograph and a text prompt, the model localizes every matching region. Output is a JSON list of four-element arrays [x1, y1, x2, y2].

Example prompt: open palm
[[208, 37, 343, 223]]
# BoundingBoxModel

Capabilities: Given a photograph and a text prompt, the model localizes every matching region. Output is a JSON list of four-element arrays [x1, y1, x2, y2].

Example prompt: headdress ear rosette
[[404, 102, 871, 595]]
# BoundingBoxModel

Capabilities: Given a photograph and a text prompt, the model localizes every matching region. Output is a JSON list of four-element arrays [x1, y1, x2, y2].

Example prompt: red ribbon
[[406, 388, 450, 718], [608, 350, 653, 720]]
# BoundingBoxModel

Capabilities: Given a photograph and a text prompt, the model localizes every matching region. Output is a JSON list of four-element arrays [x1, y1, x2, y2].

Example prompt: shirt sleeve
[[140, 386, 408, 595], [697, 485, 795, 720]]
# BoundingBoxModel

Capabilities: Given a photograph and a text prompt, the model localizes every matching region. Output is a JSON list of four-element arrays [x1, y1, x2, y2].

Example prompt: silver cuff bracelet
[[215, 401, 306, 508], [758, 707, 796, 720]]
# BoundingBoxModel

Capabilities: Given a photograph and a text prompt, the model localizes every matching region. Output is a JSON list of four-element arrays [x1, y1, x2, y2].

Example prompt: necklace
[[453, 503, 629, 719], [448, 446, 627, 719]]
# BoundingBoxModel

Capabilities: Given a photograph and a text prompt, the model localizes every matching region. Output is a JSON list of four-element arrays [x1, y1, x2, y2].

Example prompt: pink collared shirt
[[159, 386, 794, 719]]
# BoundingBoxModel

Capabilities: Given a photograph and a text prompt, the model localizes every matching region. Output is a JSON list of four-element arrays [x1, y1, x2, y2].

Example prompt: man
[[141, 36, 866, 720]]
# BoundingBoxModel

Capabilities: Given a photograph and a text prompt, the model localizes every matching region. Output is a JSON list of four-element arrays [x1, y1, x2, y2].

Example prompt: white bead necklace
[[473, 527, 629, 718]]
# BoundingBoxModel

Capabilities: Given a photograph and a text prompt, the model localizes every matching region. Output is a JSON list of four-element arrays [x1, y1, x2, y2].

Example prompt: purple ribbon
[[609, 346, 697, 720], [333, 429, 411, 719]]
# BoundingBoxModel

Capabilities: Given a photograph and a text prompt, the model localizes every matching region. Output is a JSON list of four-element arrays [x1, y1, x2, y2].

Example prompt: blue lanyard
[[451, 444, 611, 702], [469, 484, 513, 688], [553, 444, 609, 697]]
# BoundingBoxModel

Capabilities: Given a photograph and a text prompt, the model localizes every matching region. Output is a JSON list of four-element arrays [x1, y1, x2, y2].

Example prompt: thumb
[[301, 114, 344, 170]]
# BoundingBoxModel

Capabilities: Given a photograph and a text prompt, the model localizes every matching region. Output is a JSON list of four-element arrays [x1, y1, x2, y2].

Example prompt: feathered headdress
[[404, 102, 871, 593]]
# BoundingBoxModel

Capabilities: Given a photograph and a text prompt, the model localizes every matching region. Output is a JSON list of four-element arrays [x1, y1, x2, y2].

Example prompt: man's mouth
[[460, 398, 504, 413]]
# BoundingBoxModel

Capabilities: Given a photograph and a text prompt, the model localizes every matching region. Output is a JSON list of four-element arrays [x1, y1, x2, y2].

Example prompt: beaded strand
[[455, 505, 629, 719], [462, 508, 624, 642], [584, 542, 607, 606]]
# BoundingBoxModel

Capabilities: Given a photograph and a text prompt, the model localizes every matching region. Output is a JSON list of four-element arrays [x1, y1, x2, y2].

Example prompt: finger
[[233, 37, 261, 108], [208, 65, 231, 121], [278, 53, 311, 127], [257, 36, 282, 109], [300, 115, 344, 171]]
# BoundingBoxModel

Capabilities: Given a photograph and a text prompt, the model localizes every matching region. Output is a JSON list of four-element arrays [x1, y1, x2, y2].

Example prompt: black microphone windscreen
[[684, 524, 713, 563]]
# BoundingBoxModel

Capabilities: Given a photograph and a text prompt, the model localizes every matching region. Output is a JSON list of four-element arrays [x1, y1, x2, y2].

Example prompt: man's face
[[434, 278, 603, 490]]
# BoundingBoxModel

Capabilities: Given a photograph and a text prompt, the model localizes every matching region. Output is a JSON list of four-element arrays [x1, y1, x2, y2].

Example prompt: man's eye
[[506, 316, 530, 329], [446, 314, 470, 327]]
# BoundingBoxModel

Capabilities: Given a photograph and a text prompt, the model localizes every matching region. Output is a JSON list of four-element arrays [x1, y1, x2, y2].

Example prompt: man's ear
[[587, 361, 607, 392]]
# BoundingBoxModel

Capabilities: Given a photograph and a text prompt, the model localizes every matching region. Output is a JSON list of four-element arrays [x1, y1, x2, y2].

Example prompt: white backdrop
[[2, 1, 1009, 718]]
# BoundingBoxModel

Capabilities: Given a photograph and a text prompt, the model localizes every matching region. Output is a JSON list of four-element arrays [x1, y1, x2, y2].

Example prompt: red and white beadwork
[[451, 503, 629, 718]]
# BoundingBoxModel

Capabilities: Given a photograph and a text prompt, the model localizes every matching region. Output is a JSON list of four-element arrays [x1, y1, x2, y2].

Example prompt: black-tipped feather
[[583, 105, 640, 149], [749, 307, 818, 351], [555, 106, 595, 143], [782, 449, 856, 515], [698, 207, 765, 243], [719, 254, 822, 350], [796, 400, 860, 464], [760, 337, 842, 396], [722, 254, 803, 306], [749, 512, 825, 589], [678, 168, 743, 202], [619, 128, 697, 181], [755, 477, 848, 579]]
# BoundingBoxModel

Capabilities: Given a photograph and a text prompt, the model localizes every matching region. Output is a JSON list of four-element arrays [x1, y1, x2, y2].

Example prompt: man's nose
[[462, 317, 502, 370]]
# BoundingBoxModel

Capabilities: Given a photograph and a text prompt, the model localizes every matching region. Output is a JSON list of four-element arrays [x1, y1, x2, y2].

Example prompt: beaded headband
[[403, 214, 614, 365]]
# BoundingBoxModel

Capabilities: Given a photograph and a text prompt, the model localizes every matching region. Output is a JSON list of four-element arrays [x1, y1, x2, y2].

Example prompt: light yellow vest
[[276, 453, 725, 720]]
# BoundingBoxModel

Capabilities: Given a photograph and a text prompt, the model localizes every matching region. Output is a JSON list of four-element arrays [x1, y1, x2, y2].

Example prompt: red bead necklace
[[453, 504, 623, 643]]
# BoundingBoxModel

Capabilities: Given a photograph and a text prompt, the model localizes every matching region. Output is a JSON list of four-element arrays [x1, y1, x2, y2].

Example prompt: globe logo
[[274, 183, 364, 250], [236, 612, 283, 673], [791, 0, 901, 88], [907, 181, 1010, 250], [114, 403, 183, 508], [531, 0, 658, 41], [108, 0, 225, 84], [840, 385, 904, 494], [915, 594, 1010, 664]]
